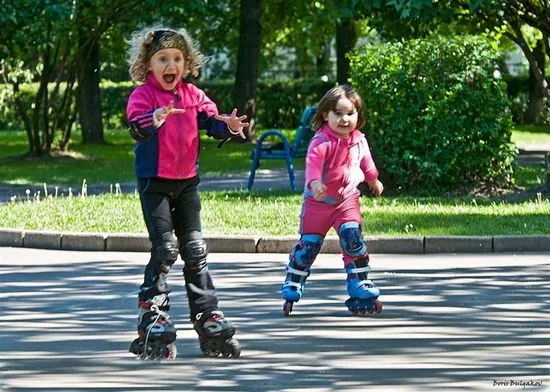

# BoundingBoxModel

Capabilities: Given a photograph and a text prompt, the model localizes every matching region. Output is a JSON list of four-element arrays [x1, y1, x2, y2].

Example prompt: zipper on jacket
[[173, 89, 184, 178]]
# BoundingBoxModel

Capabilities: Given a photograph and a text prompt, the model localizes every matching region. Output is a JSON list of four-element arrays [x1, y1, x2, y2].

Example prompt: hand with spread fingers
[[215, 108, 249, 139], [155, 100, 186, 123]]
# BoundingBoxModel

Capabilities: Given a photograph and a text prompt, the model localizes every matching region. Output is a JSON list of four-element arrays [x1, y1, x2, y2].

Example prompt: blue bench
[[247, 106, 316, 191]]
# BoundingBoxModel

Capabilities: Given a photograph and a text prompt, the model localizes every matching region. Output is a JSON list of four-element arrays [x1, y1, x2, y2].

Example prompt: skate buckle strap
[[355, 279, 375, 289], [349, 265, 370, 274], [286, 266, 309, 277], [195, 310, 224, 321], [283, 281, 303, 290]]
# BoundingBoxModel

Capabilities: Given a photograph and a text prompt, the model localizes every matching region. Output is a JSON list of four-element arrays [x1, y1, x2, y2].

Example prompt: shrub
[[350, 35, 517, 192]]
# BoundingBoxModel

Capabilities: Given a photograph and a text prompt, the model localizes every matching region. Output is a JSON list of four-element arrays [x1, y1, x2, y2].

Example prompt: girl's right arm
[[126, 89, 162, 141], [305, 137, 329, 194]]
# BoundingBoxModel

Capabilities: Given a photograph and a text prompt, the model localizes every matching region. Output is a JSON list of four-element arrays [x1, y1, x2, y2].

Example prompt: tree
[[387, 0, 550, 124], [234, 0, 262, 141], [0, 1, 78, 156], [74, 0, 156, 144]]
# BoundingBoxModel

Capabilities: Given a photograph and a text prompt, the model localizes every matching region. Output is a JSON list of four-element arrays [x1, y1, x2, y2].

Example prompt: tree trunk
[[78, 35, 104, 144], [336, 18, 357, 85], [524, 39, 546, 124], [234, 0, 261, 142]]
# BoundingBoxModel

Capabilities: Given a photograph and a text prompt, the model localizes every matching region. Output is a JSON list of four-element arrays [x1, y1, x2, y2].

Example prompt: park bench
[[247, 106, 316, 191]]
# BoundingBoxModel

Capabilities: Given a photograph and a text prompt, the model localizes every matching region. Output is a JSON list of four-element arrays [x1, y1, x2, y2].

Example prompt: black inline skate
[[129, 294, 177, 360], [193, 310, 240, 358]]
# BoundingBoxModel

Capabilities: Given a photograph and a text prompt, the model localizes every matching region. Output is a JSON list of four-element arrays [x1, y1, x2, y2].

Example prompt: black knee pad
[[155, 232, 179, 274], [180, 239, 208, 274]]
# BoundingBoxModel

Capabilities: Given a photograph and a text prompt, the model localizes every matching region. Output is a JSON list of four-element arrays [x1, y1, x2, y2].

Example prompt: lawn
[[1, 126, 549, 236], [511, 124, 550, 145], [0, 191, 548, 236], [0, 129, 303, 186], [1, 126, 548, 187]]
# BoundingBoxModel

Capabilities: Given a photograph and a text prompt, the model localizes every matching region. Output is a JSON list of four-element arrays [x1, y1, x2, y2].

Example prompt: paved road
[[1, 247, 548, 392]]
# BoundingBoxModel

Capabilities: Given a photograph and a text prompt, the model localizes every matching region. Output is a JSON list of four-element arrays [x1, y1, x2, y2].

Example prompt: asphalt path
[[0, 247, 548, 392]]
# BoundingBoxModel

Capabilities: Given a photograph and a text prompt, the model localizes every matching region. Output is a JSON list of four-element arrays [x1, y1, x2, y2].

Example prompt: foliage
[[2, 75, 544, 131], [386, 0, 550, 124], [350, 35, 517, 191], [0, 0, 78, 154], [1, 78, 335, 131]]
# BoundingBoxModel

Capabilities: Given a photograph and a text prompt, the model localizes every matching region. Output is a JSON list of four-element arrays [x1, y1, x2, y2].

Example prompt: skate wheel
[[224, 337, 241, 358], [166, 343, 177, 360], [374, 299, 383, 314], [283, 301, 293, 316]]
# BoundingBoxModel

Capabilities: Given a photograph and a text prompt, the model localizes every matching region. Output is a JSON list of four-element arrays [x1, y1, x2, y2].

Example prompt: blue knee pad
[[282, 234, 323, 302], [339, 222, 367, 257], [292, 234, 323, 267]]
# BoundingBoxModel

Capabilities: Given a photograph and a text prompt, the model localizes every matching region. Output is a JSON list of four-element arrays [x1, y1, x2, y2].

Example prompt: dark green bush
[[350, 35, 517, 192]]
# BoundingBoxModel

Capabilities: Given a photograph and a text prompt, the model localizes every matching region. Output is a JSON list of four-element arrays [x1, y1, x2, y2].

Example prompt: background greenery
[[350, 35, 516, 191]]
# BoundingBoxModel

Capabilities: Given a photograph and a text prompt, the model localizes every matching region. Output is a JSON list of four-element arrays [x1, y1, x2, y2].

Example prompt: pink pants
[[299, 195, 363, 266]]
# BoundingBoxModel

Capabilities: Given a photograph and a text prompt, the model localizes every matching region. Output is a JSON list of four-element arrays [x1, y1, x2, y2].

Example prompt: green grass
[[0, 129, 302, 186], [1, 191, 548, 236], [1, 127, 549, 237], [511, 124, 550, 145], [1, 126, 547, 187]]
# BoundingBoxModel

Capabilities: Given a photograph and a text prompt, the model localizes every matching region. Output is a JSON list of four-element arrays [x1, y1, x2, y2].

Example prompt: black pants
[[137, 176, 218, 319]]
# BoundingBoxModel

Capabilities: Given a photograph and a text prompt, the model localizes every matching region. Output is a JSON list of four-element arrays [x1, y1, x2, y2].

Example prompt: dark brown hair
[[311, 85, 365, 131]]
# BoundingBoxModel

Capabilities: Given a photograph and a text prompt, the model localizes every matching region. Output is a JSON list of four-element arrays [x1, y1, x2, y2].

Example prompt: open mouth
[[163, 74, 176, 84]]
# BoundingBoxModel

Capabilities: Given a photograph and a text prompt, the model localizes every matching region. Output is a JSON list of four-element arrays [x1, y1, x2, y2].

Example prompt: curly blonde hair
[[126, 25, 206, 83]]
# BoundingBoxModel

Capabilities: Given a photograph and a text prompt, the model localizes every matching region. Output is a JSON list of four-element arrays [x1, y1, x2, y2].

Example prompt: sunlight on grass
[[1, 191, 549, 236], [511, 125, 550, 145]]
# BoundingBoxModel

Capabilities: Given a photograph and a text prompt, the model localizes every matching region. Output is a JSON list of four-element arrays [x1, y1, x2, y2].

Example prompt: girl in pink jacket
[[126, 26, 246, 359], [281, 85, 384, 317]]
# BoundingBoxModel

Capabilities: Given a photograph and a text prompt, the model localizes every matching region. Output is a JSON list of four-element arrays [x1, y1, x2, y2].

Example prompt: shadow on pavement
[[0, 250, 548, 391]]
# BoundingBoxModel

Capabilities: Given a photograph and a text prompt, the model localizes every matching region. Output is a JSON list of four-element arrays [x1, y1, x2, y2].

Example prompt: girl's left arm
[[195, 87, 248, 139], [360, 137, 383, 196], [359, 137, 379, 182]]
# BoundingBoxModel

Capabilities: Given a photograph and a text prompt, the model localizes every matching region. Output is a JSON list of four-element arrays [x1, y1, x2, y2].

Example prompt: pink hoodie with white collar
[[304, 123, 379, 204]]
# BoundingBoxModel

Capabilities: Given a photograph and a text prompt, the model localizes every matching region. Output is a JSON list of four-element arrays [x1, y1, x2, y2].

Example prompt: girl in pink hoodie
[[281, 85, 384, 317], [126, 26, 246, 359]]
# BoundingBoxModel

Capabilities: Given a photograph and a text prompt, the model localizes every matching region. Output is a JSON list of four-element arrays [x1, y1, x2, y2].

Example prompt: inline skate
[[193, 310, 240, 358], [281, 234, 322, 316], [345, 256, 383, 316], [129, 294, 177, 360]]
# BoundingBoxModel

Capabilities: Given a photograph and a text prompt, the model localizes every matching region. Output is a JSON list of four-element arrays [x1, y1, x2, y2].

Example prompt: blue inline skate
[[129, 294, 178, 360], [281, 234, 322, 316], [345, 256, 383, 316]]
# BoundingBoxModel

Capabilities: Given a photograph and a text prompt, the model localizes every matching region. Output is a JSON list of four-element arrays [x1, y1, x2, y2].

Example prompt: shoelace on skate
[[143, 305, 170, 356]]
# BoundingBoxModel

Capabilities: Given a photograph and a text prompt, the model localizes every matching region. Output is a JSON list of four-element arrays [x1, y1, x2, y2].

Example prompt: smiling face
[[148, 48, 187, 91], [323, 96, 359, 138]]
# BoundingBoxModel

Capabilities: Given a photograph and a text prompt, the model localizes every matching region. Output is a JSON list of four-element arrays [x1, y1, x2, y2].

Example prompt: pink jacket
[[305, 123, 379, 204], [126, 74, 232, 179]]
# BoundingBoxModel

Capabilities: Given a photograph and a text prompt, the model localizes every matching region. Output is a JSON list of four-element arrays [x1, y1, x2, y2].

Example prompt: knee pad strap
[[339, 222, 367, 257], [155, 232, 178, 274], [180, 239, 208, 274]]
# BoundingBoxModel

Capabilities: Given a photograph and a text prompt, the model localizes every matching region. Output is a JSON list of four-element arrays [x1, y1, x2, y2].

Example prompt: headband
[[146, 30, 189, 59]]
